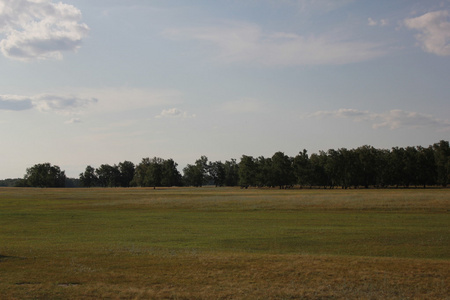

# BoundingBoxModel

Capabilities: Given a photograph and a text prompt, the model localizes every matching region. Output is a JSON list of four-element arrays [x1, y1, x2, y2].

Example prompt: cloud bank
[[0, 95, 33, 111], [0, 94, 98, 113], [164, 21, 384, 66], [404, 10, 450, 56], [0, 0, 89, 61], [310, 108, 450, 130], [368, 18, 388, 27], [156, 108, 196, 119]]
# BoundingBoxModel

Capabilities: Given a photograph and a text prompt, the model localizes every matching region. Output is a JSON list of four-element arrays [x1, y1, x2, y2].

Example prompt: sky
[[1, 0, 450, 179]]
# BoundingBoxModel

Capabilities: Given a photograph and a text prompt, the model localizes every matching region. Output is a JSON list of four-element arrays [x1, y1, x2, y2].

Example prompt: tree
[[183, 156, 210, 187], [338, 148, 357, 189], [388, 147, 407, 187], [255, 156, 272, 187], [309, 152, 329, 188], [223, 159, 239, 186], [403, 146, 419, 187], [65, 177, 80, 188], [433, 140, 450, 187], [355, 145, 378, 188], [0, 178, 22, 187], [238, 155, 257, 187], [196, 156, 210, 185], [145, 157, 164, 188], [132, 158, 151, 187], [293, 149, 311, 188], [79, 165, 98, 187], [374, 149, 391, 188], [118, 161, 135, 187], [183, 164, 203, 187], [416, 146, 436, 188], [208, 161, 226, 187], [271, 151, 294, 188], [132, 157, 182, 188], [161, 159, 182, 187], [323, 149, 342, 188], [96, 164, 120, 187], [133, 157, 162, 188], [24, 163, 66, 187]]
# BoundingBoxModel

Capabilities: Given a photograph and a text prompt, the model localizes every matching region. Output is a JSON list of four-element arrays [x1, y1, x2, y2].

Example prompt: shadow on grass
[[0, 255, 26, 261]]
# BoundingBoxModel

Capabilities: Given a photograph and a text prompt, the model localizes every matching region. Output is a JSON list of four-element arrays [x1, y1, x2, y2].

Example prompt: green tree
[[416, 146, 436, 188], [324, 149, 342, 188], [388, 147, 407, 187], [293, 149, 311, 188], [24, 163, 66, 187], [433, 140, 450, 187], [182, 164, 203, 187], [182, 156, 210, 187], [132, 157, 181, 188], [132, 158, 151, 187], [161, 159, 182, 187], [0, 178, 21, 187], [309, 152, 329, 188], [145, 157, 164, 188], [196, 156, 210, 185], [238, 155, 257, 187], [255, 156, 273, 187], [223, 159, 239, 186], [338, 148, 357, 189], [96, 164, 120, 187], [373, 149, 391, 188], [65, 178, 80, 188], [271, 151, 294, 188], [404, 146, 419, 187], [118, 161, 135, 187], [355, 145, 378, 188], [79, 165, 98, 187], [209, 161, 226, 187]]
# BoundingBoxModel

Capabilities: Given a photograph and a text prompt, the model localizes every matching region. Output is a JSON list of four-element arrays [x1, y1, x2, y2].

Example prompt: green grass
[[0, 187, 449, 299]]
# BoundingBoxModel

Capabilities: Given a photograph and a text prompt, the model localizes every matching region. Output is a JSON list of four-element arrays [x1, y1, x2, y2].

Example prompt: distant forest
[[2, 140, 449, 189]]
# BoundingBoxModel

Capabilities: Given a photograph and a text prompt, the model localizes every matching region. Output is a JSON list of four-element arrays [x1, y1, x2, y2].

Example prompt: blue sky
[[1, 0, 449, 178]]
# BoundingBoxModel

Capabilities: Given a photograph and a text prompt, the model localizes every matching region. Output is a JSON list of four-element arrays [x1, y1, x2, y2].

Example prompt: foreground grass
[[0, 187, 449, 299]]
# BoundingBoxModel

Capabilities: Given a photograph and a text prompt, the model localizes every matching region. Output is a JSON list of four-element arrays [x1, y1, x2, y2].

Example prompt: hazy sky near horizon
[[1, 0, 449, 178]]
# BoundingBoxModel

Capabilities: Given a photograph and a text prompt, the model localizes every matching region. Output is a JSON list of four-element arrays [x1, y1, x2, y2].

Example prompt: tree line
[[238, 141, 449, 189], [8, 140, 450, 189], [79, 158, 182, 188]]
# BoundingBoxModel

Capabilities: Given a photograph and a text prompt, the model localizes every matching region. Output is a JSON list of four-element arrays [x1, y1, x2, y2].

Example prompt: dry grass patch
[[1, 252, 448, 299]]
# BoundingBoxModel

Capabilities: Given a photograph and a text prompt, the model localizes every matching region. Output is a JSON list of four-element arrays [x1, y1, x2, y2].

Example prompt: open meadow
[[0, 187, 449, 299]]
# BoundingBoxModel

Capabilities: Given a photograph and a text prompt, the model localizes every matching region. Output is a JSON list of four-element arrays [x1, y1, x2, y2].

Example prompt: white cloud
[[368, 18, 377, 26], [0, 0, 89, 61], [310, 108, 370, 120], [309, 108, 450, 131], [404, 10, 450, 56], [0, 93, 98, 113], [0, 95, 33, 111], [372, 110, 450, 130], [368, 18, 388, 27], [0, 88, 180, 116], [65, 118, 81, 124], [164, 21, 384, 66], [380, 19, 389, 26], [156, 108, 196, 119], [32, 94, 98, 113]]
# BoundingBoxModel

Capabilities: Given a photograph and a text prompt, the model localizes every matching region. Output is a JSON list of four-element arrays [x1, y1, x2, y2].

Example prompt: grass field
[[0, 187, 449, 299]]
